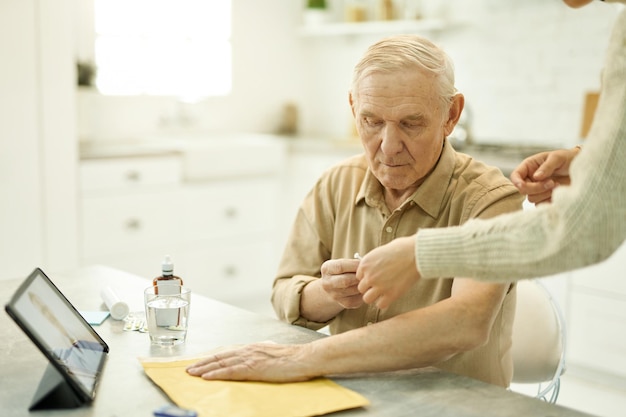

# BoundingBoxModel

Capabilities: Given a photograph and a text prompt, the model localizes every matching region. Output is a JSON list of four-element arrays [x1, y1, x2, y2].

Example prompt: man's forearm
[[302, 302, 475, 376]]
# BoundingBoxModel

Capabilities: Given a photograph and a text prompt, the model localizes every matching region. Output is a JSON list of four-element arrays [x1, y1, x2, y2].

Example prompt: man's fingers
[[321, 258, 360, 275]]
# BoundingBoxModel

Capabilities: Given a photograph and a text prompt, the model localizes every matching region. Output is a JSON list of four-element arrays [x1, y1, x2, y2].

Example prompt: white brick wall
[[298, 0, 621, 147], [440, 1, 619, 146]]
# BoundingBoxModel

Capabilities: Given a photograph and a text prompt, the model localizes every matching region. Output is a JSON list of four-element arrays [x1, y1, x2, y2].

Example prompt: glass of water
[[144, 284, 191, 347]]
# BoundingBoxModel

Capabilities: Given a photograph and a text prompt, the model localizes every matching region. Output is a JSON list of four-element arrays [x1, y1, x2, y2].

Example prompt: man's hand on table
[[186, 343, 313, 382]]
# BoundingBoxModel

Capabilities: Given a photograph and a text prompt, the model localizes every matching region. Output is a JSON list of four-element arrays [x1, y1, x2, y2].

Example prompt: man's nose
[[380, 123, 403, 154]]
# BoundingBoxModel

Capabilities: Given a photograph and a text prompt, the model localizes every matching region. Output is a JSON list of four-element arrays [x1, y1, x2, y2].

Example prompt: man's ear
[[443, 93, 465, 136], [349, 91, 356, 117]]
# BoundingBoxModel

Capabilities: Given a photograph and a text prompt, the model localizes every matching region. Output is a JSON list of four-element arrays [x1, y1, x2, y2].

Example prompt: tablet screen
[[5, 268, 108, 401]]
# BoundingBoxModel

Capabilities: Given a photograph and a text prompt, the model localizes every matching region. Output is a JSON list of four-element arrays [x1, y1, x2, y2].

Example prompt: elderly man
[[187, 34, 524, 387]]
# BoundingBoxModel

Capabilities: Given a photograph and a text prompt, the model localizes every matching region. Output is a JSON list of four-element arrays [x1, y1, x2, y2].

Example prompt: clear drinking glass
[[144, 284, 191, 347]]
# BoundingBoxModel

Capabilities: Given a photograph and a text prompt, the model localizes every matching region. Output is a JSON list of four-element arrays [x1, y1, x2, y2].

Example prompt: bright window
[[94, 0, 231, 101]]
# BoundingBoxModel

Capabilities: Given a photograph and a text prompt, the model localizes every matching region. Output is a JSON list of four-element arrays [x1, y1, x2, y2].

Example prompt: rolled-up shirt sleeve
[[271, 186, 335, 330]]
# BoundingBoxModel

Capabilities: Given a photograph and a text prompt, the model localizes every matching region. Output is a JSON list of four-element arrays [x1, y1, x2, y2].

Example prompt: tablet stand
[[29, 363, 87, 410]]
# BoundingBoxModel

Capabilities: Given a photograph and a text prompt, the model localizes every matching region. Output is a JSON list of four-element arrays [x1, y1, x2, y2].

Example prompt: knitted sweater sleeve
[[415, 9, 626, 281]]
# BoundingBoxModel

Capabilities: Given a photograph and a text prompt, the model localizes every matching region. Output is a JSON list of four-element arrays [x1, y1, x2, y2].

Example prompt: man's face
[[351, 68, 456, 194]]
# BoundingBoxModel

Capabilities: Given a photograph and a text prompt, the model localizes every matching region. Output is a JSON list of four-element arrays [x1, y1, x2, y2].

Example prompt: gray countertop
[[1, 265, 594, 417]]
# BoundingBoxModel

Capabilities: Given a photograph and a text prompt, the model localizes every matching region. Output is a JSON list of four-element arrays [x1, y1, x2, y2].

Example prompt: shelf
[[298, 18, 453, 37]]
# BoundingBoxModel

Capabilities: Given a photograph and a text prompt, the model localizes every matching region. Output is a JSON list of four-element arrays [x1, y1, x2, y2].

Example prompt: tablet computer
[[5, 268, 109, 410]]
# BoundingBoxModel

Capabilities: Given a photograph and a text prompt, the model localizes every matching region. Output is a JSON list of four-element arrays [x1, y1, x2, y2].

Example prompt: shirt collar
[[355, 139, 457, 218]]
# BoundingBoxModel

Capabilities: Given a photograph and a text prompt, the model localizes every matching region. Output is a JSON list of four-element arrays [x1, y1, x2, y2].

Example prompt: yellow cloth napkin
[[140, 357, 369, 417]]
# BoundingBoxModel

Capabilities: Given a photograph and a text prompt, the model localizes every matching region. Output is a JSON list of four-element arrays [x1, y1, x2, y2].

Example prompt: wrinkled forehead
[[352, 67, 440, 102]]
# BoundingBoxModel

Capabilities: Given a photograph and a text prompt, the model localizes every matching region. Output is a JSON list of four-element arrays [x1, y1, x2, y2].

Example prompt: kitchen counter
[[79, 139, 179, 159], [78, 132, 288, 160], [79, 133, 289, 181], [79, 132, 552, 178], [1, 265, 596, 417]]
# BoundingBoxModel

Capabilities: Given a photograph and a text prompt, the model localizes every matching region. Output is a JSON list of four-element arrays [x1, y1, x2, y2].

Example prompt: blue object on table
[[79, 311, 110, 326], [153, 404, 198, 417]]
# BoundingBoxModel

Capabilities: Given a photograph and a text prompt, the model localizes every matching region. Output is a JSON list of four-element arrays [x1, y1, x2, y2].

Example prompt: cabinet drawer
[[176, 240, 276, 305], [568, 291, 626, 378], [182, 178, 279, 240], [81, 191, 183, 257], [80, 156, 181, 192]]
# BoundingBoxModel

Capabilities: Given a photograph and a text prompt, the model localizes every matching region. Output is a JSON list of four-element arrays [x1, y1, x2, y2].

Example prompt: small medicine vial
[[153, 255, 183, 293], [149, 255, 187, 333]]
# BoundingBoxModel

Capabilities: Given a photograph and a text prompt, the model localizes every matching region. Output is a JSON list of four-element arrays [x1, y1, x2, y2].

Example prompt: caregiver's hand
[[510, 147, 581, 205], [356, 236, 420, 310]]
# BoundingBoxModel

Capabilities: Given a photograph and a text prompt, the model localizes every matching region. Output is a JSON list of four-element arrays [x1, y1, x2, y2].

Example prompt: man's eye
[[364, 117, 382, 126], [402, 121, 424, 130]]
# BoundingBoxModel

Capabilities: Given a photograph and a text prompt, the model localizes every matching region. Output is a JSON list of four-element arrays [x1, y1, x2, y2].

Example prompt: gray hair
[[351, 35, 457, 111]]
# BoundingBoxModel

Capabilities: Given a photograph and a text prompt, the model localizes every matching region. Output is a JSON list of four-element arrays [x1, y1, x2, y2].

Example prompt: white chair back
[[511, 280, 566, 403]]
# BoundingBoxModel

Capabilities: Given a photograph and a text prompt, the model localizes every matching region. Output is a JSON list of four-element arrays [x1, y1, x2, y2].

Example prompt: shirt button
[[385, 226, 393, 233], [367, 321, 373, 326]]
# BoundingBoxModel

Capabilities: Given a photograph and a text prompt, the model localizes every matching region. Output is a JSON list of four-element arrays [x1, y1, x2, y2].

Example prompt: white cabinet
[[567, 242, 626, 379], [81, 189, 185, 258], [80, 155, 184, 277], [176, 177, 282, 313], [180, 179, 278, 241], [80, 156, 181, 191], [79, 143, 286, 316], [176, 239, 277, 311]]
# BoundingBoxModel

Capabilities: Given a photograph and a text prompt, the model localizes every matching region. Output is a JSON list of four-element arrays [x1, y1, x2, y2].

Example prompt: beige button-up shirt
[[272, 140, 524, 386]]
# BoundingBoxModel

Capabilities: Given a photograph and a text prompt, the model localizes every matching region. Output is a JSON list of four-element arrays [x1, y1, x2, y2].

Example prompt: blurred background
[[1, 1, 624, 415]]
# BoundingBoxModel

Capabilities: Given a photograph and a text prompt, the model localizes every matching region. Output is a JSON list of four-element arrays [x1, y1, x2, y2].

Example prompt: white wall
[[1, 0, 78, 281], [76, 0, 621, 148], [77, 0, 305, 141], [0, 0, 43, 279], [439, 1, 618, 146], [296, 0, 620, 145]]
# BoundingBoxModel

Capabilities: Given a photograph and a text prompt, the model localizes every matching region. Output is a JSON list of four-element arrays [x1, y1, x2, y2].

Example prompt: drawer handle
[[223, 265, 237, 277], [125, 170, 141, 182], [224, 207, 238, 219], [125, 218, 141, 230]]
